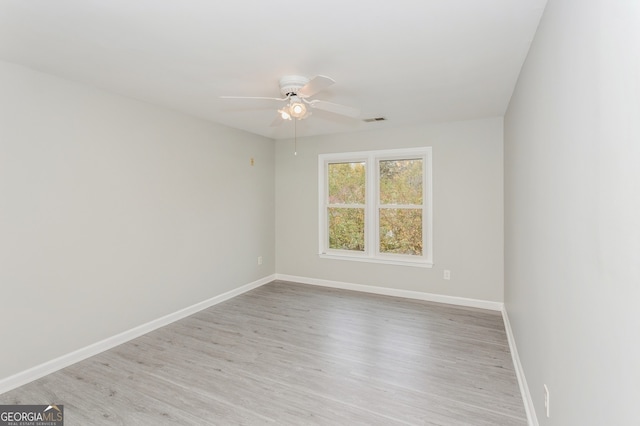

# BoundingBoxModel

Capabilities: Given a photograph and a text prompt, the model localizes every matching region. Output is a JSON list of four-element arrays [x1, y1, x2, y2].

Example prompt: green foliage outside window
[[379, 208, 422, 255], [379, 159, 423, 255], [328, 208, 365, 251], [326, 158, 424, 256], [379, 159, 423, 205], [328, 162, 366, 251], [328, 162, 365, 204]]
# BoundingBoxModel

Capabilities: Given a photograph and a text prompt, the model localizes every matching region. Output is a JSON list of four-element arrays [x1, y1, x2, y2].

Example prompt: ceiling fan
[[220, 75, 360, 126]]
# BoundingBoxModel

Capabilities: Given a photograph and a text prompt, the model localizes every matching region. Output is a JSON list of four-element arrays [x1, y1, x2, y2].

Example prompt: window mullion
[[378, 204, 423, 210], [364, 155, 377, 257], [327, 203, 366, 209], [369, 155, 379, 258]]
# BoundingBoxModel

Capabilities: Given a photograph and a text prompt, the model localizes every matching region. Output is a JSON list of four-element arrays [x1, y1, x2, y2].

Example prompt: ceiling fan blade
[[220, 96, 287, 101], [298, 75, 335, 98], [308, 100, 360, 118], [270, 114, 284, 127]]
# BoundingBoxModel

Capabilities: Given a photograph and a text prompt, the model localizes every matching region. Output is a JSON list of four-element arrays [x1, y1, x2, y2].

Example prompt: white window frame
[[318, 147, 433, 268]]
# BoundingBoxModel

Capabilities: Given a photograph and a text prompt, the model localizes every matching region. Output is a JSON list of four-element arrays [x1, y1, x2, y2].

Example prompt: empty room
[[0, 1, 638, 425]]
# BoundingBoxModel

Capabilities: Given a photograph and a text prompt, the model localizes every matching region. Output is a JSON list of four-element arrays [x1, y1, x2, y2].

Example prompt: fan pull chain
[[294, 117, 297, 156]]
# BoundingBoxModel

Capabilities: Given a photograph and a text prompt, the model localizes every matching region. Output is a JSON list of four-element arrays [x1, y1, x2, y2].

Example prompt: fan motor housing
[[279, 75, 309, 97]]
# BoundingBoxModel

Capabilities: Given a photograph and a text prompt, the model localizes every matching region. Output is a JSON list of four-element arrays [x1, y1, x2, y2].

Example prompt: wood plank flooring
[[0, 281, 527, 425]]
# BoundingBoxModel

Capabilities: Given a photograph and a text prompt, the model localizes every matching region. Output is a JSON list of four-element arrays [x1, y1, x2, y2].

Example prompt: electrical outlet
[[444, 270, 451, 280], [544, 384, 550, 418], [257, 256, 262, 266]]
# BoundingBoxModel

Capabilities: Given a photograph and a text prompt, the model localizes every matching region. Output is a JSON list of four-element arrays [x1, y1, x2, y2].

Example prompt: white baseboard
[[502, 307, 538, 426], [275, 274, 504, 311], [0, 274, 276, 395]]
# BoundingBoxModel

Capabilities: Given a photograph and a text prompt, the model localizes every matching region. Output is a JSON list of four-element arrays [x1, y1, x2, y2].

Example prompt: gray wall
[[0, 61, 275, 380], [504, 0, 640, 424], [276, 118, 504, 302]]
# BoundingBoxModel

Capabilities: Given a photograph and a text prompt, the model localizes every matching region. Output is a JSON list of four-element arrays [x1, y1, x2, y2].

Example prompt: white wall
[[276, 118, 504, 302], [504, 0, 640, 424], [0, 61, 275, 381]]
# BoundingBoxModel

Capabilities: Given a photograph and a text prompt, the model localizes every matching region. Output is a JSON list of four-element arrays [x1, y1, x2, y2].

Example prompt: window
[[319, 147, 432, 267]]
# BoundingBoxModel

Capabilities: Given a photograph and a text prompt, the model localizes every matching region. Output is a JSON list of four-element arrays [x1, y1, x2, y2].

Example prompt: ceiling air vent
[[363, 117, 386, 123]]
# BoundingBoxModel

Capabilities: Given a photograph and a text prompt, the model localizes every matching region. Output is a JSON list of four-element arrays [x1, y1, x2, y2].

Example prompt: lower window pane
[[328, 208, 365, 251], [379, 209, 423, 255]]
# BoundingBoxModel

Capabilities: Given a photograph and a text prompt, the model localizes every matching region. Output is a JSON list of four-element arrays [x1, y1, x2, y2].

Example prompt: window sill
[[319, 253, 433, 268]]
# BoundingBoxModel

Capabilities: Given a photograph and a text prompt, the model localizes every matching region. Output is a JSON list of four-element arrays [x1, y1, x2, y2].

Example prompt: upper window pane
[[379, 159, 423, 205], [328, 162, 366, 204]]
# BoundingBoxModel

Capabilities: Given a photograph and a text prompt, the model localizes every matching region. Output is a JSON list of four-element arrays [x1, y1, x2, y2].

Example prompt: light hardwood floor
[[0, 281, 527, 425]]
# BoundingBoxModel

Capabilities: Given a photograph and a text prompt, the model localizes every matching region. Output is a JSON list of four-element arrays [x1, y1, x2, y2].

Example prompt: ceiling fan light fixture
[[279, 109, 291, 120], [289, 101, 307, 119]]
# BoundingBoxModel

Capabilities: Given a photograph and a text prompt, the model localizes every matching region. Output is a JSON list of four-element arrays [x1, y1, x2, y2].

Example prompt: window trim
[[318, 147, 433, 268]]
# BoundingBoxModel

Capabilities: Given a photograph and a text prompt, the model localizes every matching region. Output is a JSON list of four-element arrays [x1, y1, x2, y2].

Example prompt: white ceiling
[[0, 0, 547, 140]]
